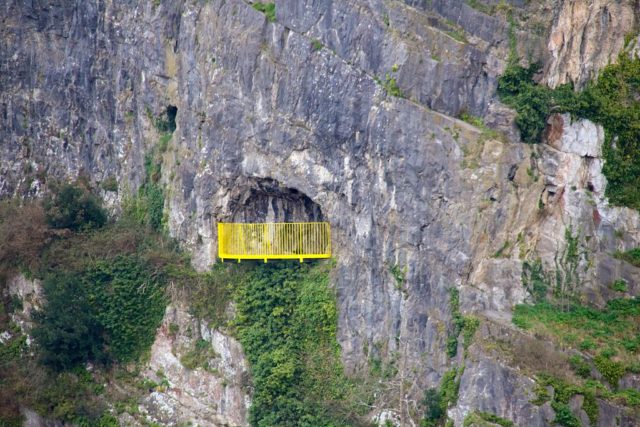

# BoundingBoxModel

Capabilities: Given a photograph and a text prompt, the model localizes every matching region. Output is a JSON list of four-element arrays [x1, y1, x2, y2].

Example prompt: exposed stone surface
[[2, 0, 640, 426], [140, 304, 250, 426], [544, 0, 637, 88]]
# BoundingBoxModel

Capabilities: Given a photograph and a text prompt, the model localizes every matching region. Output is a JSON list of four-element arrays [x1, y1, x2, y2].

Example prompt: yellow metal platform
[[217, 222, 331, 262]]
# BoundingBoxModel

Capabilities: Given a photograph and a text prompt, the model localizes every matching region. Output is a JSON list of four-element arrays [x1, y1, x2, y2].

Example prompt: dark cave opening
[[225, 178, 323, 223]]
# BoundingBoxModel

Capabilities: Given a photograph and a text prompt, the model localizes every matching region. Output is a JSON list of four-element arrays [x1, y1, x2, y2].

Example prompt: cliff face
[[2, 0, 639, 426]]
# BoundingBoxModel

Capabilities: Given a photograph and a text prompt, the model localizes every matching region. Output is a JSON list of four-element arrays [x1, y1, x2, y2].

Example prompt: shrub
[[44, 183, 107, 231], [100, 177, 118, 192], [610, 279, 629, 292], [447, 288, 464, 357], [32, 272, 106, 370], [252, 2, 276, 22], [420, 367, 460, 426], [32, 255, 167, 370], [521, 259, 548, 302], [154, 105, 177, 133], [594, 354, 625, 388], [383, 73, 404, 98], [421, 388, 443, 424], [551, 401, 581, 427], [568, 355, 591, 378], [0, 200, 49, 278], [463, 411, 515, 427], [311, 39, 323, 51], [512, 298, 640, 374], [614, 248, 640, 268], [180, 339, 217, 370]]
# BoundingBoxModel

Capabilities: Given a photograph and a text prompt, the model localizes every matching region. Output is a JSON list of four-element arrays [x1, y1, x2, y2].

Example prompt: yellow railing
[[217, 222, 331, 262]]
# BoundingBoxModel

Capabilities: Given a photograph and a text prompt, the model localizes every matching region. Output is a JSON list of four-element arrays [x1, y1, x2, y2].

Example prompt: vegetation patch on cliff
[[420, 366, 462, 427], [233, 261, 368, 426], [498, 53, 640, 210], [0, 142, 220, 425], [446, 288, 480, 358]]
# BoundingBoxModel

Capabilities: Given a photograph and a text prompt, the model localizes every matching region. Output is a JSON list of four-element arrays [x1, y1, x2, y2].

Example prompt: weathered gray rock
[[544, 0, 637, 88], [140, 303, 250, 426], [2, 0, 640, 426]]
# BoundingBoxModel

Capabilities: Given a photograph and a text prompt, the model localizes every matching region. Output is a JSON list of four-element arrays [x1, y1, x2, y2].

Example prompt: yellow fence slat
[[217, 222, 331, 262]]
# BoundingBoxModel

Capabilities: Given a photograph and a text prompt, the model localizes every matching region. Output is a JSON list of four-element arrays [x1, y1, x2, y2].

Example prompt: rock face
[[140, 304, 250, 426], [544, 0, 637, 88], [2, 1, 640, 426]]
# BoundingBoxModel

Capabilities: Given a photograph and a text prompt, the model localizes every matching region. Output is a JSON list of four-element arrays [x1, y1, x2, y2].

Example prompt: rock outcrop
[[2, 0, 639, 426], [544, 0, 637, 88]]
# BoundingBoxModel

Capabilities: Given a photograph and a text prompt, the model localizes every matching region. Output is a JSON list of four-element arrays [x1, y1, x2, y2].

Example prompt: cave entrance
[[227, 178, 323, 223], [218, 178, 331, 262]]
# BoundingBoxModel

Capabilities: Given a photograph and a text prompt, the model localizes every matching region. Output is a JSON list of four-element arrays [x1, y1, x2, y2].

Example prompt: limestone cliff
[[1, 0, 639, 426]]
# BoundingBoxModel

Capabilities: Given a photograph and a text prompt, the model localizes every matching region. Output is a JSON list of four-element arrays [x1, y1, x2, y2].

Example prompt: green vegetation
[[497, 53, 640, 210], [252, 2, 276, 23], [389, 263, 407, 290], [234, 261, 364, 426], [512, 298, 640, 372], [492, 240, 510, 258], [610, 279, 629, 292], [420, 367, 461, 427], [447, 289, 480, 358], [594, 353, 626, 388], [532, 374, 601, 426], [382, 73, 405, 98], [513, 295, 640, 422], [463, 411, 514, 427], [153, 105, 177, 133], [123, 152, 165, 232], [614, 247, 640, 268], [180, 339, 218, 371], [521, 259, 549, 303], [459, 112, 484, 128], [568, 355, 591, 379], [311, 39, 323, 52], [551, 401, 581, 427], [0, 156, 209, 424], [100, 176, 118, 192], [33, 255, 167, 369], [44, 183, 107, 231]]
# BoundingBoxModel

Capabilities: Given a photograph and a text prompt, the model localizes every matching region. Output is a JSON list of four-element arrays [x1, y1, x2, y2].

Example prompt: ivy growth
[[234, 262, 363, 426]]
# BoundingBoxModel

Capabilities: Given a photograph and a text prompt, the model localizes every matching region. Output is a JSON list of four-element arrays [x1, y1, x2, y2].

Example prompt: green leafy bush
[[44, 184, 107, 231], [551, 401, 581, 427], [33, 256, 167, 369], [154, 105, 177, 133], [463, 411, 515, 427], [32, 272, 107, 370], [521, 259, 548, 302], [421, 388, 443, 424], [180, 339, 217, 371], [420, 367, 461, 427], [382, 73, 405, 98], [123, 153, 165, 232], [594, 354, 625, 389], [568, 355, 591, 378], [234, 262, 359, 426], [447, 289, 480, 358], [610, 279, 629, 292], [252, 2, 276, 22]]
